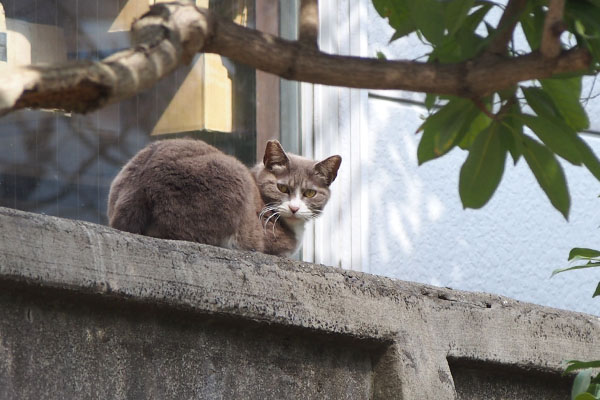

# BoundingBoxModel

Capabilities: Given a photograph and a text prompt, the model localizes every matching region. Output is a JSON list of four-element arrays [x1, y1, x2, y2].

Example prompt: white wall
[[361, 3, 600, 315]]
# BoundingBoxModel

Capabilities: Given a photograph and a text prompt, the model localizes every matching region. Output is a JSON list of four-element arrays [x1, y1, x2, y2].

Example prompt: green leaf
[[407, 0, 446, 45], [593, 282, 600, 298], [575, 20, 591, 38], [541, 78, 590, 132], [575, 393, 597, 400], [521, 87, 592, 169], [573, 370, 593, 400], [551, 262, 600, 277], [522, 86, 560, 119], [586, 38, 600, 67], [567, 1, 600, 36], [522, 136, 570, 219], [583, 0, 600, 8], [574, 138, 600, 181], [589, 383, 600, 397], [445, 0, 476, 36], [459, 110, 492, 149], [574, 24, 600, 43], [459, 123, 507, 209], [520, 114, 582, 165], [372, 0, 416, 42], [390, 23, 416, 42], [430, 33, 486, 63], [498, 123, 520, 164], [567, 361, 600, 374], [418, 124, 438, 165], [501, 111, 524, 164], [568, 248, 600, 261], [566, 1, 600, 64], [371, 0, 392, 18], [417, 98, 478, 164], [435, 104, 480, 154], [521, 5, 545, 50], [428, 4, 492, 63], [496, 102, 525, 165], [460, 3, 492, 35], [430, 40, 460, 63], [424, 94, 437, 111], [388, 11, 417, 42]]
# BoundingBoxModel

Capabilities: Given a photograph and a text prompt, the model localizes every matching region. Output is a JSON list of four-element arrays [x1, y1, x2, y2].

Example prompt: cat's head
[[253, 140, 341, 224]]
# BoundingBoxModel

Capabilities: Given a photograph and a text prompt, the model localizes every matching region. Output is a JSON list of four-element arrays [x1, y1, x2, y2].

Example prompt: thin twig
[[487, 0, 528, 55], [471, 98, 497, 120], [299, 0, 319, 48], [540, 0, 566, 58], [497, 96, 517, 120]]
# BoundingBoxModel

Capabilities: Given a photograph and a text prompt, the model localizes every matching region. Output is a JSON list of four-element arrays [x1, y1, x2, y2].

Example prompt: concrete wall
[[1, 207, 599, 399], [363, 2, 600, 315]]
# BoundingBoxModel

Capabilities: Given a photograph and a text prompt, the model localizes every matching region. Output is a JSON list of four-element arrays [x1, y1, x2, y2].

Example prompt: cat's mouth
[[259, 206, 312, 226], [282, 212, 313, 223]]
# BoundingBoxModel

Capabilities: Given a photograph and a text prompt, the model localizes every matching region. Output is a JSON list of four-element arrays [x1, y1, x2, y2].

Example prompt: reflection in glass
[[0, 0, 258, 224]]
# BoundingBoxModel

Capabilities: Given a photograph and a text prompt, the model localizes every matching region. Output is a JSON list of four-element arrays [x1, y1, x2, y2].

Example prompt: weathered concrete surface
[[0, 206, 599, 399], [0, 282, 375, 399]]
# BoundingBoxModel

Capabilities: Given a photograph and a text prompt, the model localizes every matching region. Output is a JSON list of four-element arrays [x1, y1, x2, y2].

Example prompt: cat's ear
[[314, 155, 342, 186], [263, 140, 289, 171]]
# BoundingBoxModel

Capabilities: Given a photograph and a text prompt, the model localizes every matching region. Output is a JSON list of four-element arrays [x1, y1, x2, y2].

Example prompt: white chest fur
[[283, 217, 305, 257]]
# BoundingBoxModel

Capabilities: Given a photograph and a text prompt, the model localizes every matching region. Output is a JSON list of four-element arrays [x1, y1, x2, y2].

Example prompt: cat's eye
[[277, 184, 290, 194], [303, 189, 317, 198]]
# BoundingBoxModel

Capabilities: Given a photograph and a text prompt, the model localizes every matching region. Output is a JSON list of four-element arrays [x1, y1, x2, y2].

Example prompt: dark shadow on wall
[[0, 279, 386, 399], [448, 357, 571, 400]]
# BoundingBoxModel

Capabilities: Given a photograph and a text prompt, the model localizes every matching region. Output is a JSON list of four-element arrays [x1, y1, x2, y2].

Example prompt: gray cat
[[107, 139, 341, 256]]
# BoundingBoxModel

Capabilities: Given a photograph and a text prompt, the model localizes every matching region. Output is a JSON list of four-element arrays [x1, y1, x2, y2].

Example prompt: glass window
[[0, 0, 298, 224]]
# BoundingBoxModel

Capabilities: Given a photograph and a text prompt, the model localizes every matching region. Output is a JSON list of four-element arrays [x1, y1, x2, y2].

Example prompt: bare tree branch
[[0, 2, 593, 118], [206, 16, 591, 96], [540, 0, 566, 58], [487, 0, 528, 55], [299, 0, 319, 48], [0, 3, 212, 115]]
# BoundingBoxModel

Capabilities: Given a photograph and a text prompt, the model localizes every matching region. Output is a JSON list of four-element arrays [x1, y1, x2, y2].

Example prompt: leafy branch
[[553, 247, 600, 399], [553, 248, 600, 297], [568, 363, 600, 400], [375, 0, 600, 218]]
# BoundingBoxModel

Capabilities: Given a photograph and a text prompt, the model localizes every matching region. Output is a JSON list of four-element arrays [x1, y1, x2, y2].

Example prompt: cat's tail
[[107, 187, 150, 235]]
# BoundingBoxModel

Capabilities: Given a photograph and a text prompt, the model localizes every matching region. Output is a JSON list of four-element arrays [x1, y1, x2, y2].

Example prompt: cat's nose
[[289, 205, 300, 214]]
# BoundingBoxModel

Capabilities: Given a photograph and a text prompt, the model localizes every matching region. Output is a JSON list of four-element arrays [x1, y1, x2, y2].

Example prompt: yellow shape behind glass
[[110, 0, 237, 135], [151, 54, 233, 135]]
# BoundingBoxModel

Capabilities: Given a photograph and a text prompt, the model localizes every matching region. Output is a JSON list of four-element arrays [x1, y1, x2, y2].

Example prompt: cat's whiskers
[[259, 204, 279, 225], [272, 214, 281, 237], [258, 208, 270, 222], [263, 211, 280, 232]]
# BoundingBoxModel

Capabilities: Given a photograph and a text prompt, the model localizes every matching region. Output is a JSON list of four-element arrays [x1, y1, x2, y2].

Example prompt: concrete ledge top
[[1, 206, 599, 391]]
